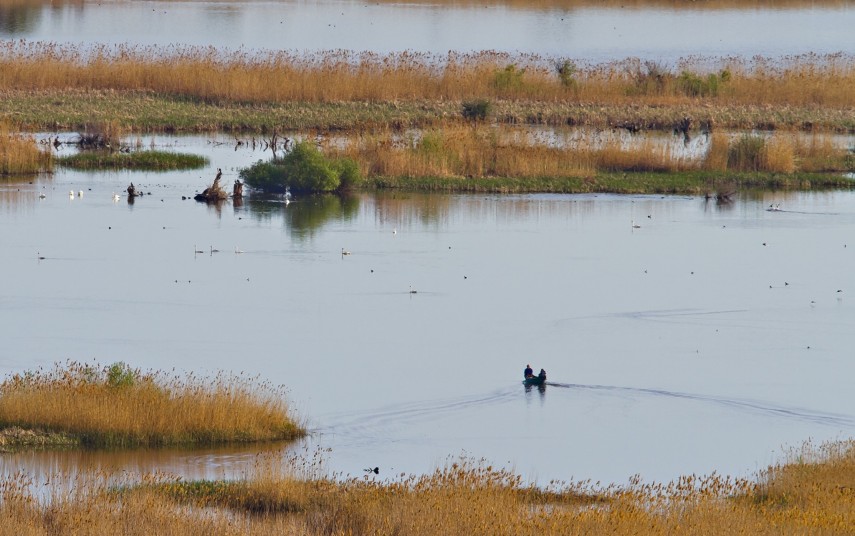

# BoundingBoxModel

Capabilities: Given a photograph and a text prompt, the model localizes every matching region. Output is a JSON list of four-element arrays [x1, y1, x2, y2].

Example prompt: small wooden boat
[[523, 375, 546, 386]]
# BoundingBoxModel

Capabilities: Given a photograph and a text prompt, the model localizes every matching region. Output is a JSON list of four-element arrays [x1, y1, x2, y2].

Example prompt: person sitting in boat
[[538, 369, 546, 381], [524, 364, 533, 379]]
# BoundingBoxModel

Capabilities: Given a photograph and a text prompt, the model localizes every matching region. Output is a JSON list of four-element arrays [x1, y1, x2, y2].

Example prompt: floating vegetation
[[57, 150, 208, 171], [0, 361, 304, 448]]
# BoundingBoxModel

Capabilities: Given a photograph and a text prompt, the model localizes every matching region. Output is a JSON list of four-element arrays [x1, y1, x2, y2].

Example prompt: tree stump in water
[[194, 169, 229, 202]]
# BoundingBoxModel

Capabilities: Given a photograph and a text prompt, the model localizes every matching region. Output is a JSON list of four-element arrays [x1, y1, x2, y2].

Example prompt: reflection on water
[[245, 194, 361, 240], [0, 0, 852, 60], [0, 441, 297, 491], [0, 5, 40, 34]]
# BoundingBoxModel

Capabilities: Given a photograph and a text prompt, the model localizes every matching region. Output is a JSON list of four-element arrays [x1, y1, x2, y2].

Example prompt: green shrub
[[628, 61, 672, 96], [461, 99, 491, 122], [106, 362, 137, 389], [493, 64, 526, 92], [334, 157, 362, 191], [239, 141, 361, 194], [557, 60, 578, 90], [677, 69, 731, 97]]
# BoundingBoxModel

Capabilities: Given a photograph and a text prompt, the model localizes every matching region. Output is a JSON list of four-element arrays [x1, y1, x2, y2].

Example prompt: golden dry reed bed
[[0, 122, 52, 175], [0, 42, 853, 110], [326, 126, 853, 179], [1, 440, 854, 535], [0, 361, 303, 448]]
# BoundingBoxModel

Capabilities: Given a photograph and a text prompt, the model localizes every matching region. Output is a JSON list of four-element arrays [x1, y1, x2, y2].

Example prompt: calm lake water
[[1, 134, 854, 486], [0, 0, 853, 61]]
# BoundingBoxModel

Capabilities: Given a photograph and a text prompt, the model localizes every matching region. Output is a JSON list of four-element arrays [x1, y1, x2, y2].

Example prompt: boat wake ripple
[[547, 382, 855, 428], [313, 387, 518, 440]]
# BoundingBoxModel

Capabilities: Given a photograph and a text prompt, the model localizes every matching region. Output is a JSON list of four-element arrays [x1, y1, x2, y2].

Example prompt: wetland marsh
[[2, 1, 855, 532], [1, 134, 854, 486]]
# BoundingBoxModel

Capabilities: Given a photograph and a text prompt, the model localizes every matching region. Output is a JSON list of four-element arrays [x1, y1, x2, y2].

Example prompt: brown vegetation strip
[[0, 426, 78, 452], [1, 89, 853, 134], [0, 362, 304, 448], [0, 43, 853, 133], [1, 440, 853, 534], [0, 123, 52, 175]]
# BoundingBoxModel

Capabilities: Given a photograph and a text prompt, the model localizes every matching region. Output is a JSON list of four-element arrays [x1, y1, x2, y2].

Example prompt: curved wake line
[[548, 382, 855, 428], [313, 387, 518, 436]]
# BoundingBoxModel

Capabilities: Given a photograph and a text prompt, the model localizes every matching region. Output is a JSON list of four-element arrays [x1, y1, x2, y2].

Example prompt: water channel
[[0, 0, 853, 62], [1, 134, 854, 486]]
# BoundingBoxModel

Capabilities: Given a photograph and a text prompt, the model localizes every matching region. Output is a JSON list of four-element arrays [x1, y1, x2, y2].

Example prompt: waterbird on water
[[341, 248, 351, 256], [235, 247, 244, 254], [631, 221, 641, 229], [38, 193, 46, 199]]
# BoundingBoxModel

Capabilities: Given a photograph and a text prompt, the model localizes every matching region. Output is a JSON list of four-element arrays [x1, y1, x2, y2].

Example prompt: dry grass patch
[[0, 122, 52, 175], [4, 441, 855, 534], [322, 126, 852, 180], [0, 361, 303, 448], [0, 42, 853, 111]]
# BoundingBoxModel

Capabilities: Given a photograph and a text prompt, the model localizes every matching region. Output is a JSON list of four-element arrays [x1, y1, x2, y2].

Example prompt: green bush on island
[[239, 141, 362, 195]]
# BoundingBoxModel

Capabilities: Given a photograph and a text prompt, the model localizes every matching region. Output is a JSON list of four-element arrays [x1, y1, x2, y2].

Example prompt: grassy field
[[365, 171, 852, 195], [57, 150, 209, 171], [0, 439, 852, 535], [0, 362, 304, 448], [5, 89, 854, 134]]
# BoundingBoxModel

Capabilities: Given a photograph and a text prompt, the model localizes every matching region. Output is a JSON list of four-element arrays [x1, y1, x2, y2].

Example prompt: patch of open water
[[0, 1, 852, 61], [1, 134, 855, 488]]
